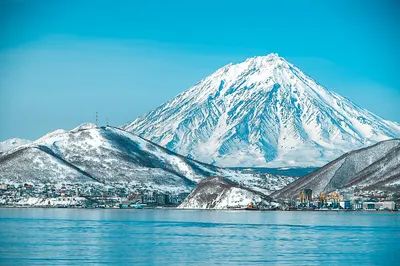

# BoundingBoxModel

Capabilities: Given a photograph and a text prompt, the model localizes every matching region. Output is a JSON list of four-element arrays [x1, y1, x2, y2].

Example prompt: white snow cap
[[71, 122, 98, 132], [0, 138, 32, 153]]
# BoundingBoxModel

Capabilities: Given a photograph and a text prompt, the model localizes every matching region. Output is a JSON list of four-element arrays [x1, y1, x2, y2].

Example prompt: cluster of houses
[[1, 183, 397, 211], [287, 189, 397, 211], [0, 183, 190, 208]]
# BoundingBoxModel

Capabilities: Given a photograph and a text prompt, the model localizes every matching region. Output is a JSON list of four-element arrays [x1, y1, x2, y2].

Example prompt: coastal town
[[0, 182, 398, 211], [0, 183, 190, 209], [282, 188, 398, 211]]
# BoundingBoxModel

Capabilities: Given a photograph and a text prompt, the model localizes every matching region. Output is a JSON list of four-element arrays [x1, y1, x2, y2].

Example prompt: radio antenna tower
[[95, 111, 98, 126]]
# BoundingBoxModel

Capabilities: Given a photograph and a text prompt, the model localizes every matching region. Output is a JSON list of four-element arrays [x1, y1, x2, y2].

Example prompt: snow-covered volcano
[[124, 53, 400, 167]]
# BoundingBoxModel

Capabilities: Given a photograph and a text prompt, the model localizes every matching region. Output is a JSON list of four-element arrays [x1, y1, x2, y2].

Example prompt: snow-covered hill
[[0, 138, 31, 153], [178, 176, 274, 209], [124, 53, 400, 167], [0, 124, 216, 192], [271, 139, 400, 199], [0, 123, 294, 194]]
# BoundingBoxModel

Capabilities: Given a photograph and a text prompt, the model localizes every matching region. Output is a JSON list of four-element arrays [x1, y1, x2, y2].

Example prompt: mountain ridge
[[0, 123, 295, 195], [0, 124, 209, 191], [271, 139, 400, 199]]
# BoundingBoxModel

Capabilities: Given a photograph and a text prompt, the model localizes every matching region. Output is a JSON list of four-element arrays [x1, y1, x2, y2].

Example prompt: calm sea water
[[0, 208, 399, 265]]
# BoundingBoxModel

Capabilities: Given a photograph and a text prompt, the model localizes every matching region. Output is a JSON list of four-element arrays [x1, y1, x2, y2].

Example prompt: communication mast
[[95, 111, 98, 126]]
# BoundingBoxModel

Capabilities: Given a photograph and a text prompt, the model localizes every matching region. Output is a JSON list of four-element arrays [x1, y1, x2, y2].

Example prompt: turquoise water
[[0, 209, 399, 265]]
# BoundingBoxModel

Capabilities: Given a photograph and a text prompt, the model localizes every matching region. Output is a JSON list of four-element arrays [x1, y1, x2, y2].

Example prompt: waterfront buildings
[[363, 201, 395, 211]]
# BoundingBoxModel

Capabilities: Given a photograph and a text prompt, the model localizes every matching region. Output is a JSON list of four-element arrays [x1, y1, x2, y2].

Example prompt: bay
[[0, 208, 399, 265]]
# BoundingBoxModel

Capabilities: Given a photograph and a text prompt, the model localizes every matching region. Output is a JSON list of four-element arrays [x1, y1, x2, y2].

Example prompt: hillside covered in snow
[[124, 53, 400, 167], [0, 123, 294, 194], [178, 176, 275, 209], [271, 139, 400, 199], [0, 124, 217, 193]]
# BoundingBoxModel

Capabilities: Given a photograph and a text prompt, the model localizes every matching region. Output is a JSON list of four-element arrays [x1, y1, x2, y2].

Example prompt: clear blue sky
[[0, 0, 399, 141]]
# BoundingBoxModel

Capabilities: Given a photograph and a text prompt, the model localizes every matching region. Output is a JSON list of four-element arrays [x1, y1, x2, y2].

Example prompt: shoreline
[[1, 206, 398, 212]]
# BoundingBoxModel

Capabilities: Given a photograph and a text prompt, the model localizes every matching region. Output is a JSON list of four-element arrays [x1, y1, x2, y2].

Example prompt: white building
[[363, 201, 395, 210]]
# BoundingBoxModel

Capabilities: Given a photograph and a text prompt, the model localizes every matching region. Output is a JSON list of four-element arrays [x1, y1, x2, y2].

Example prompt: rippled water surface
[[0, 208, 399, 265]]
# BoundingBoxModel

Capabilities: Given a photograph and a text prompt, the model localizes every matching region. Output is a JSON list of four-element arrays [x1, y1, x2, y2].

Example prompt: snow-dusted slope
[[0, 123, 295, 194], [0, 138, 31, 153], [0, 145, 96, 185], [271, 139, 400, 199], [0, 124, 220, 192], [178, 176, 273, 209], [124, 53, 400, 167]]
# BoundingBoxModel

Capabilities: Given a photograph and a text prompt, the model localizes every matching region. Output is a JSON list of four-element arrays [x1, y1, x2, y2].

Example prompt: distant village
[[0, 183, 190, 209], [282, 188, 398, 211], [0, 182, 398, 211]]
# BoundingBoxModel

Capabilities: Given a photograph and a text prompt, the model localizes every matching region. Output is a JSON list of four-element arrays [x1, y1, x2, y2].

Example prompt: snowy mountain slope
[[178, 176, 273, 209], [123, 53, 400, 167], [0, 123, 295, 194], [271, 139, 400, 199], [0, 138, 31, 153], [0, 124, 216, 192], [0, 145, 97, 185], [344, 143, 400, 190]]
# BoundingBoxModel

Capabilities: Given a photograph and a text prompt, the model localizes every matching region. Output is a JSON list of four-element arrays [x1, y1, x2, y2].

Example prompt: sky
[[0, 0, 399, 141]]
